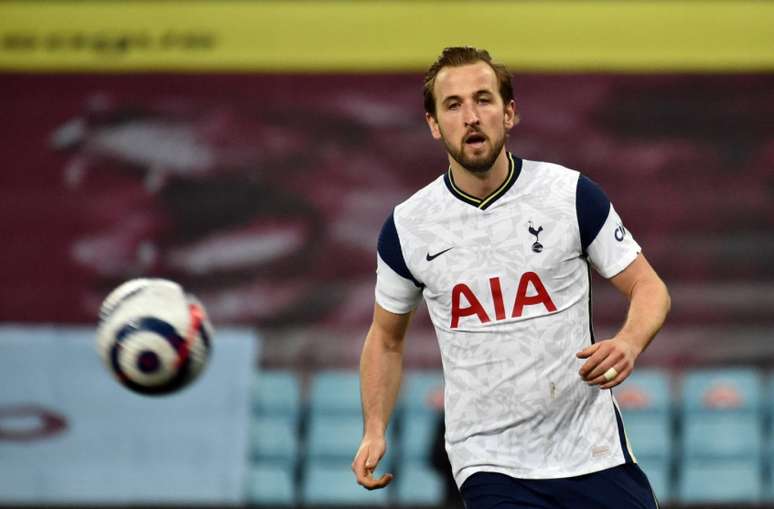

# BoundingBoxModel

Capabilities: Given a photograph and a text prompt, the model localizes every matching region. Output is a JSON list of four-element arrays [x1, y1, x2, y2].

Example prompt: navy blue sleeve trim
[[576, 175, 611, 254], [377, 212, 423, 288]]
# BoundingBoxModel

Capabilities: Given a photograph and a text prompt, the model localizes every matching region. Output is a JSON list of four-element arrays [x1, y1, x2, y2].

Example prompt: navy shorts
[[460, 464, 658, 509]]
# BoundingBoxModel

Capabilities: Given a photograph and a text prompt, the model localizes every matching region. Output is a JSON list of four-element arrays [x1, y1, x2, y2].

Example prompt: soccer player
[[351, 47, 671, 509]]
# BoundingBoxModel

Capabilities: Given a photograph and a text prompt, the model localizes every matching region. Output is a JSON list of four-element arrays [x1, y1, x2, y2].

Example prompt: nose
[[462, 103, 480, 127]]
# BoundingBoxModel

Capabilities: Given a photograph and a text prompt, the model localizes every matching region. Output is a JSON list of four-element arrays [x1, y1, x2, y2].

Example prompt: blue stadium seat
[[309, 370, 361, 416], [767, 374, 774, 414], [249, 416, 298, 467], [636, 458, 670, 504], [680, 368, 763, 462], [681, 368, 762, 414], [677, 458, 762, 503], [399, 371, 444, 464], [765, 457, 774, 501], [400, 371, 444, 415], [621, 414, 672, 462], [306, 414, 395, 469], [302, 463, 389, 506], [616, 369, 672, 463], [615, 369, 671, 415], [683, 413, 761, 460], [251, 370, 301, 424], [401, 413, 441, 463], [307, 414, 363, 463], [395, 463, 445, 506], [246, 463, 295, 506]]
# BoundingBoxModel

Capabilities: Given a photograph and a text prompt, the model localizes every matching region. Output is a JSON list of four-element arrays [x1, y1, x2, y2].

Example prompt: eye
[[478, 96, 492, 104], [447, 102, 460, 110]]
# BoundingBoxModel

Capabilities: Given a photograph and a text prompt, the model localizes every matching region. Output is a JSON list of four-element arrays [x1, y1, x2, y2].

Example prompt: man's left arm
[[577, 253, 671, 389]]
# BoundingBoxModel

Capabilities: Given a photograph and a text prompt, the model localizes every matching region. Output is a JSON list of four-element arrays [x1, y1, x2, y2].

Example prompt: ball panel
[[98, 278, 151, 325], [96, 278, 212, 396]]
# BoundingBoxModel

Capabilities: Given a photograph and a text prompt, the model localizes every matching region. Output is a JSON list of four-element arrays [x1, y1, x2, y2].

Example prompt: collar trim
[[443, 152, 522, 210]]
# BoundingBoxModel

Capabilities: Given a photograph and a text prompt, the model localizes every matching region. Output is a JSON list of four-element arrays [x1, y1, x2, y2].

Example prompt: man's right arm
[[352, 303, 413, 490]]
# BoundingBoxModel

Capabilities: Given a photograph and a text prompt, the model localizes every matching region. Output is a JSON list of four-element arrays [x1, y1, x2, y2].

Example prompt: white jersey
[[375, 153, 641, 487]]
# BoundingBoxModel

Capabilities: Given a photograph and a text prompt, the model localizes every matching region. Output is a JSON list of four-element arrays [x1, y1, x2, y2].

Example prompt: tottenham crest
[[528, 221, 544, 253]]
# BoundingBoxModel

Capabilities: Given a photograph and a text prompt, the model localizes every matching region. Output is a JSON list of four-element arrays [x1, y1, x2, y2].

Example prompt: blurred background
[[1, 1, 773, 507]]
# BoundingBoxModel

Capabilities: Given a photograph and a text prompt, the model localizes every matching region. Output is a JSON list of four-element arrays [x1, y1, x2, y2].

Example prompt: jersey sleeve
[[375, 212, 423, 314], [576, 175, 641, 278]]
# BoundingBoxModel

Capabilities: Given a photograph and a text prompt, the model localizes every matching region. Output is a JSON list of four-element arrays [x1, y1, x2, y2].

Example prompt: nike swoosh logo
[[426, 247, 454, 261]]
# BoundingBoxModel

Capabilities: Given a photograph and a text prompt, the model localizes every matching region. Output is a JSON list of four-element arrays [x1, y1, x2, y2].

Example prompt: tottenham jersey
[[375, 153, 641, 486]]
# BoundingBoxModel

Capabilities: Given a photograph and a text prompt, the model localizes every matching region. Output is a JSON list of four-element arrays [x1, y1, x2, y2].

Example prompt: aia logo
[[614, 223, 627, 242], [528, 221, 544, 253], [450, 272, 557, 328]]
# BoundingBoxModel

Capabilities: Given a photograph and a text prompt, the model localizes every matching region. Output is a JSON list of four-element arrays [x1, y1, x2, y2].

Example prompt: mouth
[[464, 133, 487, 149]]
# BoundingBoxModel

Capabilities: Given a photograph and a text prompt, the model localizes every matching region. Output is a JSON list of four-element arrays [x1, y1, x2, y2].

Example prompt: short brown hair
[[423, 47, 513, 118]]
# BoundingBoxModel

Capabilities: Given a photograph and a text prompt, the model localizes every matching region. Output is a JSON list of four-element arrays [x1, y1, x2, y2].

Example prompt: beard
[[442, 129, 506, 174]]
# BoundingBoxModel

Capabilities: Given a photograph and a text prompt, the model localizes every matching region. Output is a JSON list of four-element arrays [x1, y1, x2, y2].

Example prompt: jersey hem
[[455, 457, 628, 488]]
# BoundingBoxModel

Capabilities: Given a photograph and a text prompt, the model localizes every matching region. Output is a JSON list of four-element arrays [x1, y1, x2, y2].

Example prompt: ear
[[425, 112, 442, 140], [504, 99, 519, 130]]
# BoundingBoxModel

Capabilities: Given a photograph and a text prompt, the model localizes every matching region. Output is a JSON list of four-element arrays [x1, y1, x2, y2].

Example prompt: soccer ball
[[96, 278, 213, 395]]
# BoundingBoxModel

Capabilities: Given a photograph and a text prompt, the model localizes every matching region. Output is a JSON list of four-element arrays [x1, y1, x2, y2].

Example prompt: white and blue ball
[[96, 278, 212, 395]]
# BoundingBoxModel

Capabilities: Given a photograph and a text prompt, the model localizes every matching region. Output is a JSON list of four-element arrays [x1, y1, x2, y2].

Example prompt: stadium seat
[[306, 414, 395, 468], [615, 369, 671, 415], [681, 368, 762, 414], [251, 370, 301, 424], [400, 371, 444, 415], [680, 368, 763, 461], [249, 416, 298, 467], [309, 370, 361, 416], [399, 371, 444, 464], [620, 414, 672, 462], [307, 414, 363, 463], [765, 458, 774, 501], [302, 463, 389, 506], [635, 458, 670, 504], [677, 458, 762, 503], [683, 413, 761, 460], [401, 413, 442, 463], [767, 374, 774, 413], [246, 463, 295, 506], [616, 369, 673, 463], [395, 463, 445, 506]]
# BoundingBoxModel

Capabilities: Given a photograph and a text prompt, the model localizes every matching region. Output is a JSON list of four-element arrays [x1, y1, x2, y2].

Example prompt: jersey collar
[[443, 152, 522, 210]]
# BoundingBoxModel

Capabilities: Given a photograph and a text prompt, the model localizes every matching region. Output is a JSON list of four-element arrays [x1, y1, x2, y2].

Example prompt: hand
[[352, 434, 393, 490], [576, 336, 640, 389]]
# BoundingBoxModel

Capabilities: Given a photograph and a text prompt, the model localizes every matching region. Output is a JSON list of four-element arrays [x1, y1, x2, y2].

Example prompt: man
[[352, 47, 670, 509]]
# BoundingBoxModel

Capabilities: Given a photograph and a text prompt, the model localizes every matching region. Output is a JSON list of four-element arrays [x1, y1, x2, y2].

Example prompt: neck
[[448, 149, 510, 199]]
